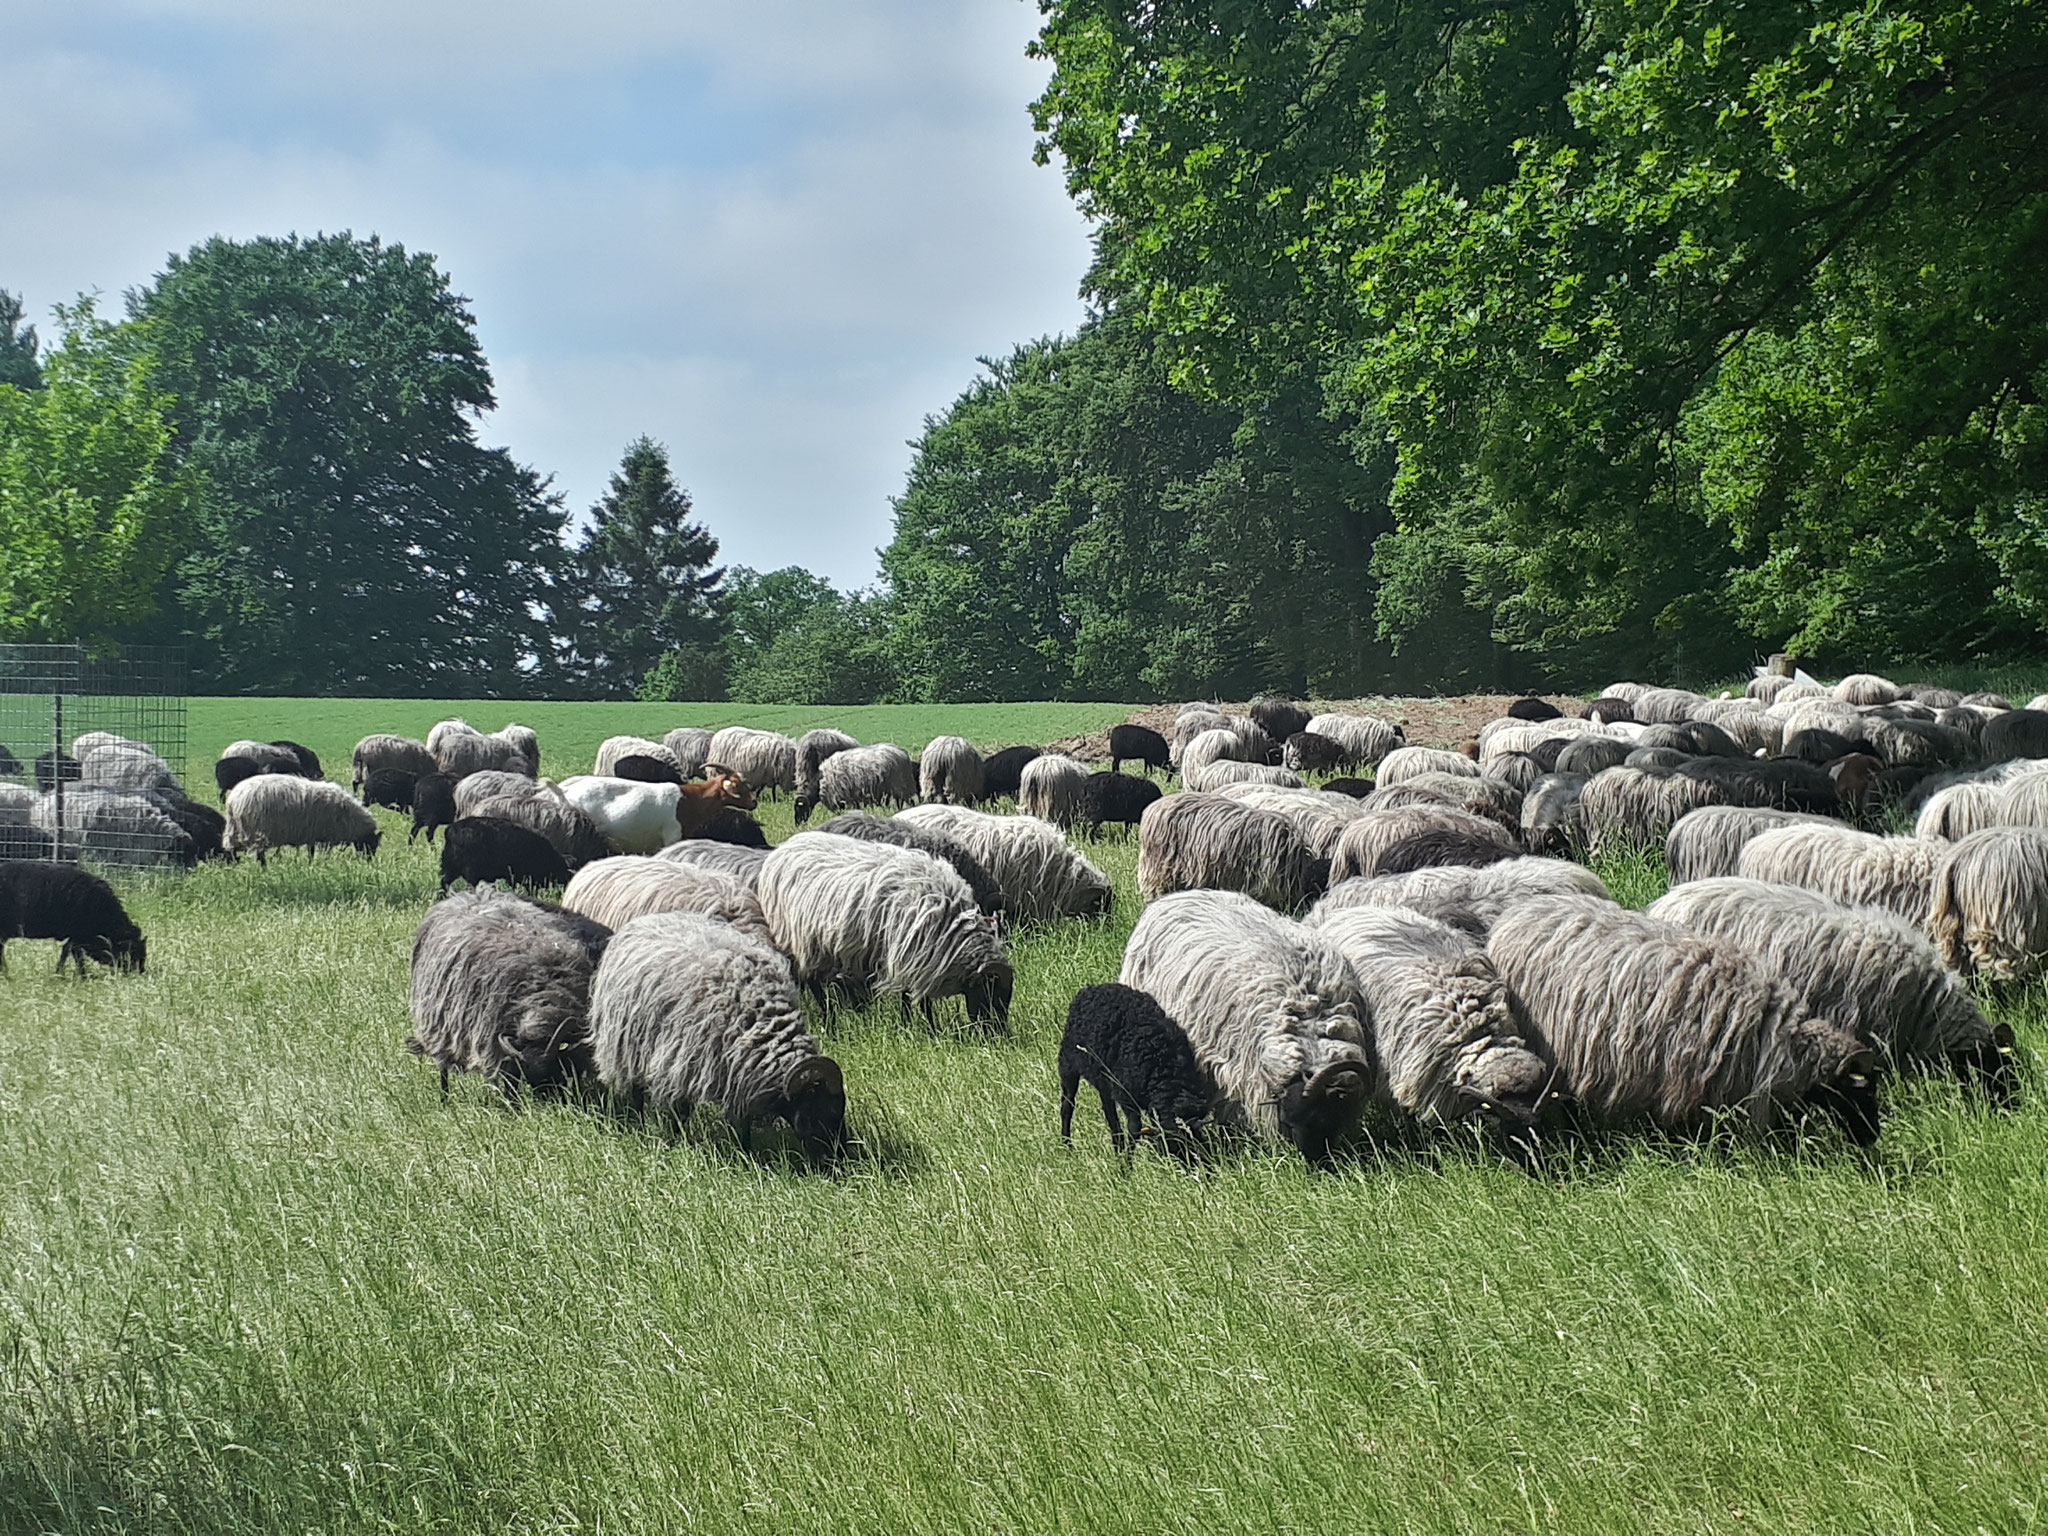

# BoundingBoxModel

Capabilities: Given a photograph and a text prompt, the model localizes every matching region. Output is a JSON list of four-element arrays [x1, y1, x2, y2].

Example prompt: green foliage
[[729, 589, 898, 705], [0, 288, 40, 391], [0, 301, 198, 645], [719, 564, 839, 680], [564, 437, 723, 698], [128, 232, 567, 695], [1033, 0, 2048, 676]]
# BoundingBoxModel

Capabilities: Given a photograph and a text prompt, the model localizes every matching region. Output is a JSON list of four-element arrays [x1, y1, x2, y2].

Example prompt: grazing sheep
[[1695, 708, 1783, 756], [1179, 727, 1249, 784], [1676, 755, 1841, 815], [1322, 778, 1374, 798], [707, 726, 798, 797], [410, 774, 458, 845], [1862, 719, 1968, 769], [221, 740, 303, 776], [1599, 682, 1650, 704], [919, 736, 986, 807], [1399, 772, 1523, 830], [362, 768, 418, 814], [426, 718, 478, 757], [1650, 879, 2012, 1091], [1186, 758, 1306, 792], [1119, 890, 1374, 1162], [1136, 793, 1329, 912], [1487, 896, 1880, 1142], [154, 794, 227, 862], [81, 746, 176, 792], [439, 816, 570, 895], [1903, 685, 1965, 708], [612, 754, 684, 786], [1106, 724, 1170, 777], [561, 855, 771, 943], [1664, 806, 1840, 886], [468, 791, 615, 871], [1485, 752, 1548, 795], [1578, 767, 1721, 855], [1835, 673, 1900, 706], [1981, 709, 2048, 764], [407, 888, 609, 1095], [352, 734, 438, 795], [657, 840, 769, 889], [69, 731, 137, 760], [0, 783, 31, 825], [1747, 674, 1794, 704], [1521, 772, 1590, 854], [815, 811, 1004, 916], [1330, 806, 1516, 884], [1249, 698, 1314, 742], [454, 770, 542, 819], [1058, 983, 1214, 1157], [222, 777, 379, 864], [1304, 906, 1552, 1137], [270, 740, 322, 778], [1210, 783, 1366, 858], [0, 861, 146, 973], [1370, 828, 1523, 877], [434, 730, 530, 782], [982, 745, 1043, 800], [897, 804, 1113, 921], [1736, 824, 1939, 925], [793, 742, 919, 825], [1304, 713, 1403, 769], [1626, 747, 1693, 772], [589, 912, 846, 1158], [1282, 731, 1348, 774], [1083, 771, 1163, 838], [214, 756, 265, 797], [1583, 696, 1636, 724], [794, 728, 862, 812], [664, 727, 714, 779], [497, 725, 539, 778], [1506, 697, 1562, 722], [1378, 746, 1481, 786], [757, 833, 1013, 1028], [695, 807, 770, 848], [1168, 710, 1228, 767], [1219, 714, 1282, 765], [1019, 754, 1091, 829], [1928, 827, 2048, 983], [1555, 736, 1631, 778], [1632, 688, 1709, 724], [31, 786, 196, 869], [1962, 692, 2014, 711], [1315, 857, 1613, 932], [1915, 779, 2008, 841], [596, 736, 682, 778]]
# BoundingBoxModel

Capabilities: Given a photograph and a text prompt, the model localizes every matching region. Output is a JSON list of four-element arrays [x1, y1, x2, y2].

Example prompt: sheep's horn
[[702, 761, 734, 776], [1305, 1061, 1366, 1102]]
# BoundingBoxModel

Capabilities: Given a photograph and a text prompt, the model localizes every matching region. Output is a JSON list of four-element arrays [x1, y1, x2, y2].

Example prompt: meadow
[[1, 702, 2046, 1533]]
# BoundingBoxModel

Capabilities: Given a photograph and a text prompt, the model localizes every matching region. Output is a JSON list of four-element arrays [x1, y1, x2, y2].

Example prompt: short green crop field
[[3, 718, 2047, 1533]]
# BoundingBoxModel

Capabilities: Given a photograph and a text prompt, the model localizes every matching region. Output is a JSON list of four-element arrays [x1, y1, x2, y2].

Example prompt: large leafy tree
[[0, 290, 40, 391], [129, 232, 567, 693], [0, 302, 199, 646], [1034, 0, 2048, 674], [564, 437, 723, 698]]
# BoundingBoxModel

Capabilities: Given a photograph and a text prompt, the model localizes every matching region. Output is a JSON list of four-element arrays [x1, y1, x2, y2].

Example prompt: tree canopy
[[0, 290, 40, 392]]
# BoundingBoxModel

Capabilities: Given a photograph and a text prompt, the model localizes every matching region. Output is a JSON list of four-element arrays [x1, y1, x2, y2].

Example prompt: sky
[[2, 0, 1095, 586]]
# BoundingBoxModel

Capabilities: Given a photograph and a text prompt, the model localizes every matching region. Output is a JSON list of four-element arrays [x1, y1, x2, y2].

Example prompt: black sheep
[[981, 745, 1042, 802], [215, 756, 264, 797], [1283, 731, 1347, 774], [1082, 771, 1161, 837], [1321, 777, 1373, 798], [1369, 828, 1523, 877], [1675, 755, 1842, 816], [362, 768, 419, 813], [0, 743, 19, 778], [1981, 708, 2048, 763], [1526, 736, 1570, 772], [1583, 696, 1635, 724], [693, 806, 769, 848], [439, 816, 570, 895], [410, 773, 458, 845], [1783, 727, 1867, 764], [0, 860, 146, 974], [612, 754, 684, 786], [1249, 698, 1313, 742], [34, 752, 82, 794], [156, 795, 228, 862], [1555, 736, 1629, 777], [816, 811, 1005, 916], [1106, 724, 1171, 776], [1059, 983, 1213, 1158], [1507, 697, 1562, 722], [272, 739, 323, 778]]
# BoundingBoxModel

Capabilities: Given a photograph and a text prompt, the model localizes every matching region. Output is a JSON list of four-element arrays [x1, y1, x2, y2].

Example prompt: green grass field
[[3, 711, 2047, 1532]]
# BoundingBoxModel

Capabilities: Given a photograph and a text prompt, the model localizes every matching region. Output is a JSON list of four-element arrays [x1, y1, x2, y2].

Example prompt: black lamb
[[1249, 698, 1313, 742], [1321, 777, 1373, 798], [692, 806, 770, 848], [1507, 697, 1563, 722], [215, 756, 265, 797], [272, 740, 323, 778], [612, 753, 684, 786], [1284, 731, 1347, 773], [439, 816, 571, 895], [1583, 696, 1635, 724], [362, 768, 419, 813], [1082, 771, 1162, 837], [410, 773, 458, 845], [1106, 724, 1171, 776], [1058, 983, 1214, 1159], [1783, 727, 1867, 765], [816, 811, 1004, 916], [981, 745, 1042, 802], [0, 860, 146, 974], [155, 794, 228, 862], [1369, 828, 1524, 877]]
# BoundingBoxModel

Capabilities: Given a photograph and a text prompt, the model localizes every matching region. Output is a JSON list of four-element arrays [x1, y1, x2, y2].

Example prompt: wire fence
[[0, 645, 195, 869]]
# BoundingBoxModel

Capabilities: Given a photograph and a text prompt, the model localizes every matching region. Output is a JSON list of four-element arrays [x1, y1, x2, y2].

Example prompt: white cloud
[[0, 0, 1093, 585]]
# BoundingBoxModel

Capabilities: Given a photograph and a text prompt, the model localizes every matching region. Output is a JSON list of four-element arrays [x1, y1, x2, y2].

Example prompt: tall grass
[[2, 784, 2046, 1533]]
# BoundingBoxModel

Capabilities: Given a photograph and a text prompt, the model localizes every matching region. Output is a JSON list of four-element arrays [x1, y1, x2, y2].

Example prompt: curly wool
[[919, 736, 985, 806], [1736, 824, 1939, 925], [407, 887, 609, 1093], [1185, 759, 1306, 792], [896, 804, 1112, 921], [1929, 827, 2048, 982], [1376, 747, 1482, 787], [561, 855, 773, 946], [1304, 905, 1551, 1130], [223, 776, 379, 860], [1019, 754, 1090, 829], [664, 728, 715, 779], [1328, 806, 1515, 884], [1664, 806, 1842, 886], [709, 727, 798, 795], [1304, 713, 1402, 768], [1650, 878, 2001, 1074], [1119, 889, 1374, 1148], [1136, 792, 1328, 912], [1487, 896, 1873, 1135], [1314, 856, 1612, 932], [352, 734, 438, 792]]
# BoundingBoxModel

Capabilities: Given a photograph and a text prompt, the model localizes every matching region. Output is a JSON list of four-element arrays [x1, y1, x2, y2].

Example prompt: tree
[[564, 437, 724, 698], [0, 290, 39, 391], [0, 301, 198, 646], [720, 565, 839, 681], [128, 232, 567, 694], [729, 589, 897, 705]]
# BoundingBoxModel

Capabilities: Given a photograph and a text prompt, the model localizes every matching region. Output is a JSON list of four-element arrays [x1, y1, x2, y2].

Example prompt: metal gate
[[0, 644, 193, 868]]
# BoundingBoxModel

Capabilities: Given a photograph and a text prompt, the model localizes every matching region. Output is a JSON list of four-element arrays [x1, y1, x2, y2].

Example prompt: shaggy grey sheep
[[561, 855, 772, 945], [1185, 758, 1306, 792], [1304, 713, 1403, 768], [1578, 766, 1721, 856], [79, 745, 177, 793], [1329, 806, 1516, 885], [757, 833, 1013, 1028], [469, 790, 614, 871], [454, 770, 543, 819], [1377, 747, 1481, 786], [1283, 731, 1349, 774], [352, 734, 439, 795], [1555, 735, 1631, 778], [1305, 905, 1553, 1138], [1598, 681, 1650, 704], [1746, 674, 1794, 704], [1136, 792, 1329, 912], [1399, 771, 1523, 829], [1487, 896, 1880, 1142], [1168, 710, 1228, 767], [1019, 753, 1090, 829], [1632, 688, 1709, 724], [815, 810, 1004, 916], [1865, 718, 1970, 769], [498, 724, 540, 777], [1211, 783, 1368, 859], [896, 804, 1113, 921], [434, 729, 531, 781], [656, 838, 770, 889], [710, 726, 799, 797], [1520, 773, 1589, 854], [1315, 856, 1612, 931], [1835, 673, 1901, 706], [1916, 779, 2011, 841], [594, 736, 680, 778], [32, 786, 196, 869], [1736, 823, 1939, 925], [1178, 727, 1249, 784], [223, 775, 381, 864], [793, 742, 918, 825], [664, 727, 715, 779], [919, 735, 985, 806], [1664, 806, 1839, 886], [1119, 889, 1375, 1162], [407, 887, 609, 1096], [1929, 827, 2048, 983], [426, 718, 477, 756], [589, 912, 845, 1158], [793, 728, 862, 810], [1650, 878, 2013, 1091]]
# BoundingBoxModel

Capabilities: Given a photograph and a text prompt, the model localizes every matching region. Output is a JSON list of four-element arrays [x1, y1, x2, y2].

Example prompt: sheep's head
[[114, 931, 147, 974], [965, 959, 1015, 1032], [780, 1056, 847, 1162], [1801, 1034, 1884, 1147], [1279, 1058, 1371, 1165], [355, 829, 382, 859], [792, 787, 818, 825], [1954, 1022, 2019, 1109], [1457, 1043, 1554, 1139]]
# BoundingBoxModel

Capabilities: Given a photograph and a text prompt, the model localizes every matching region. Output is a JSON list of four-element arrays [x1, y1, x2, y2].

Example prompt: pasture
[[2, 704, 2046, 1532]]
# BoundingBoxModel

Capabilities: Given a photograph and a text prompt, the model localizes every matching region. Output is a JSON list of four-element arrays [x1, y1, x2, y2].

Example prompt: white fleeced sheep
[[1178, 727, 1248, 784], [560, 856, 772, 946], [1315, 856, 1612, 931], [1304, 713, 1402, 768], [80, 746, 176, 792], [434, 727, 531, 781], [919, 735, 985, 806], [794, 742, 919, 824], [1928, 827, 2048, 983], [1019, 754, 1090, 829], [1631, 688, 1709, 724], [1915, 780, 2007, 841], [558, 776, 686, 854], [793, 728, 862, 812], [223, 775, 381, 864], [1578, 766, 1720, 856], [664, 727, 715, 779], [1185, 758, 1305, 792], [708, 726, 798, 796], [1119, 889, 1374, 1160], [1328, 806, 1516, 885], [594, 736, 681, 777], [1377, 747, 1481, 786], [1834, 673, 1900, 706], [31, 786, 194, 868], [656, 839, 769, 889], [1664, 806, 1842, 886], [1736, 823, 1939, 925], [1136, 792, 1328, 912], [895, 804, 1113, 922], [1211, 783, 1369, 858]]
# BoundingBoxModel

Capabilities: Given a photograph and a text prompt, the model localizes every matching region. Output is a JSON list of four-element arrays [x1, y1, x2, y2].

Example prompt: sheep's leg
[[921, 998, 937, 1029], [1058, 1069, 1079, 1142], [1100, 1089, 1128, 1153], [439, 1063, 451, 1098]]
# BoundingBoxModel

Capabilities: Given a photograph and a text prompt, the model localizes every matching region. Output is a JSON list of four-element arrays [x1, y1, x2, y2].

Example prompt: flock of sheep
[[6, 666, 2044, 1169]]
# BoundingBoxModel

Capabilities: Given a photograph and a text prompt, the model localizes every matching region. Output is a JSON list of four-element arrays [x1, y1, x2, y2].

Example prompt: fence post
[[53, 690, 65, 860]]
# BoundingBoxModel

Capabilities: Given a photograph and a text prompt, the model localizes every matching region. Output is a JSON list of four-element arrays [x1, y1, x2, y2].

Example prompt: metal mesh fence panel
[[0, 645, 192, 869]]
